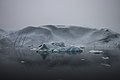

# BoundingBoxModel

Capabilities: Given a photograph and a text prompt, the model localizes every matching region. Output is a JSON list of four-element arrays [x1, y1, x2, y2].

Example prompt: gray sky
[[0, 0, 120, 33]]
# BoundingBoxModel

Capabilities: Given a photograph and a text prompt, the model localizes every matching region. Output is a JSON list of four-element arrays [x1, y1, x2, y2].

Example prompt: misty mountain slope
[[97, 29, 120, 42], [41, 25, 98, 45], [42, 25, 120, 46], [44, 26, 120, 48], [0, 29, 13, 48], [1, 25, 120, 48], [42, 25, 75, 39], [91, 28, 118, 40], [84, 28, 120, 48], [42, 25, 58, 30], [19, 26, 52, 34], [99, 33, 120, 43], [97, 31, 120, 48], [43, 25, 96, 38], [0, 37, 13, 48], [8, 26, 53, 47], [0, 28, 7, 39], [69, 26, 96, 38], [42, 25, 99, 43], [0, 29, 6, 33]]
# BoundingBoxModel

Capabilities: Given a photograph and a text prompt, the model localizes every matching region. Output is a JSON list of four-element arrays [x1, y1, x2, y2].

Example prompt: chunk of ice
[[20, 60, 25, 64], [102, 57, 109, 59], [101, 63, 111, 67], [81, 59, 85, 61]]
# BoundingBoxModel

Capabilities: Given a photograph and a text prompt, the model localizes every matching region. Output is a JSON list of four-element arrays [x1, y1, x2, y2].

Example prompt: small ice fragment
[[81, 59, 85, 61], [89, 50, 104, 54], [101, 63, 111, 67], [30, 48, 38, 51], [20, 60, 25, 64], [102, 57, 109, 60]]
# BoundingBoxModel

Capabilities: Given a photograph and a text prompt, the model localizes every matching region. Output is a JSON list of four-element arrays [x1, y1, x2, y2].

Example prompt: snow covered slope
[[8, 26, 53, 47], [1, 25, 120, 48], [0, 29, 7, 39], [0, 28, 13, 48]]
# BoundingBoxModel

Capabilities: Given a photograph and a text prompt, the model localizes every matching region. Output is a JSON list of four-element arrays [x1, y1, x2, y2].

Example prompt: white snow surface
[[0, 25, 120, 49]]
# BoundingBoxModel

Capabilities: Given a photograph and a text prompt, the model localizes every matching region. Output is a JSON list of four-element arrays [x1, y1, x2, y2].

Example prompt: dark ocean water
[[0, 47, 120, 80]]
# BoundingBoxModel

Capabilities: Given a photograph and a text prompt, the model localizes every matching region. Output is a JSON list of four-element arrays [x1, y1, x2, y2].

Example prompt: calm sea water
[[0, 47, 120, 80]]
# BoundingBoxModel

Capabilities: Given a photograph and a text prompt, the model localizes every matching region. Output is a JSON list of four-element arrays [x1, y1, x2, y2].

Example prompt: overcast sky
[[0, 0, 120, 32]]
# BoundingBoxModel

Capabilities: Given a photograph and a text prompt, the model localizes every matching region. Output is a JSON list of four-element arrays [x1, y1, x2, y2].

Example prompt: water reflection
[[0, 47, 120, 67], [37, 51, 81, 60], [39, 52, 50, 60], [0, 48, 120, 80]]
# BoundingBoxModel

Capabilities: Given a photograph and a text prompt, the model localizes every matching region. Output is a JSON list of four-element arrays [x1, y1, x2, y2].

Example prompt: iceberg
[[36, 42, 83, 54], [89, 50, 104, 54], [51, 42, 65, 47]]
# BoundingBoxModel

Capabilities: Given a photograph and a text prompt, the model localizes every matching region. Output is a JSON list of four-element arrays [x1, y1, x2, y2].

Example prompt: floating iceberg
[[51, 42, 65, 47], [36, 42, 83, 54], [89, 50, 104, 54]]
